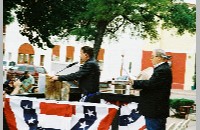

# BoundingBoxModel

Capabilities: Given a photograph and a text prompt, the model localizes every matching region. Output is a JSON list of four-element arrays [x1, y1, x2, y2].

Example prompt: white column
[[60, 44, 66, 62], [73, 45, 81, 62]]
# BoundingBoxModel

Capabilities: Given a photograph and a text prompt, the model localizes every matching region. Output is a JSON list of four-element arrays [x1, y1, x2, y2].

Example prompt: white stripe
[[9, 97, 29, 130], [88, 106, 109, 130], [71, 104, 84, 127], [38, 114, 71, 129], [118, 117, 145, 130], [60, 101, 118, 109], [127, 116, 145, 129], [119, 102, 145, 130], [70, 102, 116, 130]]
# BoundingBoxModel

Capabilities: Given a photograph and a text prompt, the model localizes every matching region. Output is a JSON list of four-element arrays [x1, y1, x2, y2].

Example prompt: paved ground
[[167, 116, 196, 130], [170, 89, 196, 102], [167, 89, 196, 130]]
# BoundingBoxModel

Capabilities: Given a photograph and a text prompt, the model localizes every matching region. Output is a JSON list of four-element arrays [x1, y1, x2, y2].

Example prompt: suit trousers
[[145, 117, 166, 130]]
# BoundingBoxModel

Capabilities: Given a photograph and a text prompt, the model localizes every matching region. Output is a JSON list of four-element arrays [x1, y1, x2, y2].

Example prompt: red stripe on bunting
[[40, 102, 75, 117], [4, 98, 17, 130], [139, 125, 146, 130], [98, 108, 118, 130]]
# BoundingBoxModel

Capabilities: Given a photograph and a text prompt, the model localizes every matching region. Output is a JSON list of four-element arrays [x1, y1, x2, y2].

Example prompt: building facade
[[3, 17, 196, 90]]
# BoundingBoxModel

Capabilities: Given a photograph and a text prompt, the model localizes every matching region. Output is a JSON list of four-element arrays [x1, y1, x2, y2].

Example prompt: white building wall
[[5, 19, 29, 63], [143, 28, 196, 90], [60, 44, 66, 62], [4, 16, 196, 90], [101, 36, 145, 81], [5, 18, 145, 82], [160, 29, 195, 90], [184, 53, 196, 90], [73, 44, 81, 62]]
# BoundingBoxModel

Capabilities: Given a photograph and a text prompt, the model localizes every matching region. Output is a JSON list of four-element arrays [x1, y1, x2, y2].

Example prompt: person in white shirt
[[20, 71, 35, 93]]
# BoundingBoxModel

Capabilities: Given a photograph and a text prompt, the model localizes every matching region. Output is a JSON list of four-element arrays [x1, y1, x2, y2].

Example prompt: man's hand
[[14, 79, 22, 87], [128, 77, 134, 85], [27, 84, 33, 92], [50, 76, 59, 81], [20, 84, 28, 92]]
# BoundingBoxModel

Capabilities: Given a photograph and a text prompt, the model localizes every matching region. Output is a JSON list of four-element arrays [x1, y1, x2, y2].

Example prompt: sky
[[183, 0, 196, 4]]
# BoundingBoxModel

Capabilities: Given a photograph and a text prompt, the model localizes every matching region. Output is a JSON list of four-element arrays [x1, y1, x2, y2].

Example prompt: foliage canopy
[[4, 0, 196, 58]]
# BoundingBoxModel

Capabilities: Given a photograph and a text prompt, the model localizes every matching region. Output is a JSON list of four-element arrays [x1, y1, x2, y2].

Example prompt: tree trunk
[[93, 21, 108, 59]]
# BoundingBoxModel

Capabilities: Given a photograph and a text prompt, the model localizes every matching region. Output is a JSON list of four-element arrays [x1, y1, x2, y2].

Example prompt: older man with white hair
[[130, 49, 172, 130]]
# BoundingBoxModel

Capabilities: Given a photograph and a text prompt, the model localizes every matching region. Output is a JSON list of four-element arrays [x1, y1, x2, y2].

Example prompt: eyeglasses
[[151, 55, 158, 59]]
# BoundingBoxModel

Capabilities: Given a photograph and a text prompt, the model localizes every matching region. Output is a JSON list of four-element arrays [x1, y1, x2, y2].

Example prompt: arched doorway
[[18, 43, 35, 64]]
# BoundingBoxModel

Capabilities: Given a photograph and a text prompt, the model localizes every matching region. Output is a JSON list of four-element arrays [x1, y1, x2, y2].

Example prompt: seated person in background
[[3, 77, 22, 130], [3, 78, 22, 107], [3, 77, 16, 95], [3, 77, 22, 95], [20, 71, 35, 93], [31, 86, 39, 93]]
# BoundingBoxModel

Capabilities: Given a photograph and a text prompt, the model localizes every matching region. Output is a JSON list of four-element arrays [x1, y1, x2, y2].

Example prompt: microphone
[[55, 62, 79, 75], [66, 62, 79, 68]]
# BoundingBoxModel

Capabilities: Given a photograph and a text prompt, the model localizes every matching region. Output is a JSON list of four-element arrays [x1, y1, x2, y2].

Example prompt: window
[[40, 55, 45, 66], [18, 43, 35, 64], [18, 54, 24, 64], [29, 55, 34, 65], [66, 46, 74, 62], [52, 45, 60, 61], [97, 48, 105, 61], [24, 54, 29, 63], [3, 25, 6, 34]]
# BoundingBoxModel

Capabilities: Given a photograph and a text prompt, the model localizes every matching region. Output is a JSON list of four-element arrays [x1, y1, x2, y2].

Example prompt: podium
[[36, 74, 82, 101]]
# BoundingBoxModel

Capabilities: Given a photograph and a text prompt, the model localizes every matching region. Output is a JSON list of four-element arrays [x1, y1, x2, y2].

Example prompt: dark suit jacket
[[58, 58, 100, 95], [133, 62, 172, 118]]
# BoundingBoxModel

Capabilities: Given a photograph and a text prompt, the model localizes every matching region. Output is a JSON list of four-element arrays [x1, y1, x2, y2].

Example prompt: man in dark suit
[[51, 46, 100, 103], [130, 49, 172, 130]]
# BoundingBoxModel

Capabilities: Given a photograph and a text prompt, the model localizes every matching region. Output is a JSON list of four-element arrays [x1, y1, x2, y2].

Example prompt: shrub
[[169, 98, 195, 112]]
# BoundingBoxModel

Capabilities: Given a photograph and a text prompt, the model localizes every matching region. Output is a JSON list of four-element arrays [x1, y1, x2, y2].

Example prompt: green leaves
[[4, 0, 196, 58], [162, 3, 196, 35], [3, 0, 21, 25]]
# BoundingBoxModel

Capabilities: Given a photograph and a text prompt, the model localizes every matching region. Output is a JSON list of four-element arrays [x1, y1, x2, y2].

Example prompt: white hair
[[154, 49, 171, 60]]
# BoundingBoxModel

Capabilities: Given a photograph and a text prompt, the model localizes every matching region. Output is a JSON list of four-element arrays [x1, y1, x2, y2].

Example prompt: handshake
[[48, 75, 59, 82]]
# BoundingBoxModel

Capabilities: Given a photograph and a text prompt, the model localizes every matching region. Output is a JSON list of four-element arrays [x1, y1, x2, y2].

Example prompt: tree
[[4, 0, 196, 59], [3, 0, 21, 25]]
